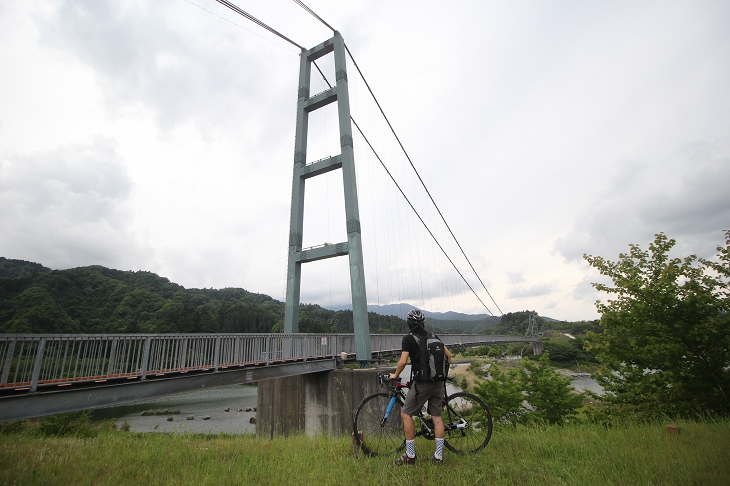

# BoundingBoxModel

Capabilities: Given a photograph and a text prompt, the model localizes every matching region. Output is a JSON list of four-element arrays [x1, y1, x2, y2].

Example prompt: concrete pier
[[257, 368, 391, 437], [532, 341, 545, 355]]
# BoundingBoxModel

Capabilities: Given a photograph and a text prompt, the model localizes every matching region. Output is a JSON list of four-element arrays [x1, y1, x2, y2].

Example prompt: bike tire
[[353, 393, 406, 457], [442, 392, 493, 454]]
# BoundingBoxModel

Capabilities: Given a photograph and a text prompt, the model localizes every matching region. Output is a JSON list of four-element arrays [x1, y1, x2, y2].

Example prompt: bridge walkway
[[0, 333, 537, 422]]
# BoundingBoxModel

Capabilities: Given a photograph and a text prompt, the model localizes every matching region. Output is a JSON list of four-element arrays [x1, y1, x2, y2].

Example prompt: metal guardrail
[[0, 334, 341, 394], [0, 333, 535, 394]]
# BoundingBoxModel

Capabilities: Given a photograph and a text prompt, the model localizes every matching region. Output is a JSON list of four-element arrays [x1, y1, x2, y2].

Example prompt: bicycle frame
[[379, 374, 463, 439], [354, 373, 493, 456]]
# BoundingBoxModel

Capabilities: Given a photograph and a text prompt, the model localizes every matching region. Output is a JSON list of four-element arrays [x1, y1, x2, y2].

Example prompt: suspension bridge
[[0, 2, 537, 433], [0, 333, 539, 423]]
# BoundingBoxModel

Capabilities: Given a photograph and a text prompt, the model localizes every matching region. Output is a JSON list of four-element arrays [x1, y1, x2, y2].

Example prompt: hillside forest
[[0, 257, 593, 341]]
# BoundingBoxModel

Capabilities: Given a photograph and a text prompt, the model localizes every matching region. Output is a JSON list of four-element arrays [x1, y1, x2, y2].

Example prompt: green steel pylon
[[284, 32, 371, 362]]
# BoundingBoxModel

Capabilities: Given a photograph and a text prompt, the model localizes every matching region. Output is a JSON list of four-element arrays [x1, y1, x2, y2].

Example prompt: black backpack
[[411, 332, 448, 382]]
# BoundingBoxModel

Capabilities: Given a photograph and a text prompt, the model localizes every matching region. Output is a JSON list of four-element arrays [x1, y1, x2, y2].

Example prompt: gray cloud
[[2, 0, 727, 322], [506, 282, 555, 299], [38, 1, 294, 134], [507, 271, 526, 284], [553, 142, 730, 263], [571, 275, 605, 301], [0, 138, 145, 270]]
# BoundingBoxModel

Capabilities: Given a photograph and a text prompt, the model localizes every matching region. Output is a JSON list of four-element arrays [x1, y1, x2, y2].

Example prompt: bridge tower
[[284, 32, 371, 363]]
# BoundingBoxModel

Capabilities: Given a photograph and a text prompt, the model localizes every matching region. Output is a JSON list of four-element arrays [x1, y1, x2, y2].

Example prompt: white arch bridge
[[0, 333, 539, 423]]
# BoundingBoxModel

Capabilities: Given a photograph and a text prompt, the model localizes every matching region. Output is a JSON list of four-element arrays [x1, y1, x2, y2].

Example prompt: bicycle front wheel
[[442, 392, 493, 454], [353, 393, 405, 457]]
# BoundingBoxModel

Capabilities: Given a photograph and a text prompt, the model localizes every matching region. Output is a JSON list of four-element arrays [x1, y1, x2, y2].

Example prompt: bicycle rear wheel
[[353, 393, 405, 457], [442, 392, 493, 454]]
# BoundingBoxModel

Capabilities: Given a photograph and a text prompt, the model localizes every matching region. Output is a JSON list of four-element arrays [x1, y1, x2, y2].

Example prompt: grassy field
[[1, 419, 729, 485]]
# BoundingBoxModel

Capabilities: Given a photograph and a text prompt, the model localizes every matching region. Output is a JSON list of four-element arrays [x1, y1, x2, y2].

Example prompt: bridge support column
[[257, 367, 389, 437], [283, 32, 371, 363], [532, 341, 545, 356]]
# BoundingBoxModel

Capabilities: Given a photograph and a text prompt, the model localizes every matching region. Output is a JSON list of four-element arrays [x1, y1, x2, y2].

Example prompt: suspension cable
[[293, 0, 336, 32], [181, 0, 299, 53], [350, 117, 496, 317], [209, 0, 504, 316], [213, 0, 305, 50], [344, 44, 504, 315]]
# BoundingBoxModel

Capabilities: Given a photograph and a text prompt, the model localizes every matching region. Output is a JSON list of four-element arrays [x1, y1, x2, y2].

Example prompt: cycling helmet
[[406, 309, 426, 331]]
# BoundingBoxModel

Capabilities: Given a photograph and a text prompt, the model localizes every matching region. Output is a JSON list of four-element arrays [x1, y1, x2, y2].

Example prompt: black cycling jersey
[[401, 330, 428, 380]]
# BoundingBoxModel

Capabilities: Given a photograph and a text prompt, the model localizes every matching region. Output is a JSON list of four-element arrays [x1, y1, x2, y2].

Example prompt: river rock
[[187, 415, 194, 420], [249, 417, 256, 424], [167, 417, 173, 422], [224, 407, 230, 412], [203, 416, 210, 420]]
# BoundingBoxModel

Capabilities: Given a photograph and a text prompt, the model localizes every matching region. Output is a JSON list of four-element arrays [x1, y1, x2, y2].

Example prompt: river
[[91, 384, 259, 434], [91, 364, 602, 434]]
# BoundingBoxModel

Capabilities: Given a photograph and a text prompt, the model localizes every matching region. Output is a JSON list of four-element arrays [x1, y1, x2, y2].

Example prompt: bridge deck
[[0, 333, 536, 422]]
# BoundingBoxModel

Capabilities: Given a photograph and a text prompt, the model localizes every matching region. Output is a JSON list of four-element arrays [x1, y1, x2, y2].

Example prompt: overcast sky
[[1, 0, 728, 321]]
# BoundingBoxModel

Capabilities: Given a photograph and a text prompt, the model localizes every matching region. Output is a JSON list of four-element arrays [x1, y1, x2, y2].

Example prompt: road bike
[[353, 373, 492, 456]]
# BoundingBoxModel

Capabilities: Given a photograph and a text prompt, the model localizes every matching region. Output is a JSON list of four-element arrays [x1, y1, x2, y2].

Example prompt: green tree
[[584, 232, 730, 418], [519, 352, 584, 424], [472, 364, 525, 427], [472, 353, 583, 426]]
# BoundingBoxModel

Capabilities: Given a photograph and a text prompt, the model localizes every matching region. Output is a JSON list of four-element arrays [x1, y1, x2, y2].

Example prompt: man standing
[[389, 309, 452, 465]]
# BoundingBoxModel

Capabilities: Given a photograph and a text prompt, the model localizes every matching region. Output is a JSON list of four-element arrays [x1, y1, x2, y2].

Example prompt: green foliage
[[584, 231, 730, 419], [541, 319, 603, 335], [0, 257, 51, 279], [0, 260, 410, 335], [37, 411, 100, 438], [472, 352, 584, 426], [472, 363, 526, 426], [542, 337, 597, 364], [519, 353, 585, 424], [490, 310, 546, 335], [1, 422, 730, 485], [460, 342, 534, 358], [461, 344, 501, 357], [425, 317, 498, 334], [0, 411, 112, 438]]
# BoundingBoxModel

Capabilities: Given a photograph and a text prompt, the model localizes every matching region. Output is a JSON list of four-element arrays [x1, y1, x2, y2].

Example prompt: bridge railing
[[0, 334, 345, 393], [0, 333, 534, 393]]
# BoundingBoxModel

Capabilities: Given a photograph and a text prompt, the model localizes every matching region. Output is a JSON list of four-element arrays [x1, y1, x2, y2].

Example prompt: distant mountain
[[0, 257, 571, 336], [0, 258, 408, 335], [328, 302, 499, 322], [0, 257, 51, 279]]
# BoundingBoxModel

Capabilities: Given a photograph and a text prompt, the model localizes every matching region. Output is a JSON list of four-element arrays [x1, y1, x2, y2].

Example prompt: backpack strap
[[412, 331, 435, 382], [409, 333, 418, 383]]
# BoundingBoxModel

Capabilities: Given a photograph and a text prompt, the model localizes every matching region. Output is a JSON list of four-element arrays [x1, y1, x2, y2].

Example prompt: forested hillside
[[1, 259, 588, 336], [0, 257, 51, 279], [0, 259, 411, 335]]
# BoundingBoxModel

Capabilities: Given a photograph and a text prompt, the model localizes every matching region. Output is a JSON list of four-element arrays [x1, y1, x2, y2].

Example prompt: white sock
[[406, 439, 415, 458], [435, 438, 444, 460]]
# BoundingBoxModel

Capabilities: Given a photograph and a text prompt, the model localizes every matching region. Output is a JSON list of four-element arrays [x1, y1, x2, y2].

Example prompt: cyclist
[[389, 309, 452, 465]]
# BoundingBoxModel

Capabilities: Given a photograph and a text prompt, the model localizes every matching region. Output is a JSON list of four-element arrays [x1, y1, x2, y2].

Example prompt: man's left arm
[[390, 351, 410, 380]]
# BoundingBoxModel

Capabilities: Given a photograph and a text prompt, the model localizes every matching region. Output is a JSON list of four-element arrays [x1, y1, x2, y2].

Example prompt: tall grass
[[1, 419, 728, 485]]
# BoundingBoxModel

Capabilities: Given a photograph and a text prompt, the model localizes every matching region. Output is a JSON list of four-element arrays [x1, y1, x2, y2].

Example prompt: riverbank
[[449, 357, 605, 395], [1, 419, 728, 485]]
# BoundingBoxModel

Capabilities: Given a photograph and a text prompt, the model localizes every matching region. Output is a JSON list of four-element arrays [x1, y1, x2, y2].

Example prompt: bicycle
[[353, 373, 493, 457]]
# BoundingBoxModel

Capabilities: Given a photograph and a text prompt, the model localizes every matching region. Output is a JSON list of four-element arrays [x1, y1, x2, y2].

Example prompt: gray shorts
[[402, 380, 445, 417]]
